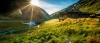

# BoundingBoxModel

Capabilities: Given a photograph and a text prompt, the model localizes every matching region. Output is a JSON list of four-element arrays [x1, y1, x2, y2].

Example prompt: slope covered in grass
[[0, 18, 100, 43], [51, 0, 100, 18]]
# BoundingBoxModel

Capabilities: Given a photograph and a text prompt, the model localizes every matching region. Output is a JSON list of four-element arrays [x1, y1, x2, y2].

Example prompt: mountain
[[0, 0, 30, 14], [0, 6, 50, 21], [21, 5, 50, 22], [50, 0, 100, 18], [0, 0, 50, 21]]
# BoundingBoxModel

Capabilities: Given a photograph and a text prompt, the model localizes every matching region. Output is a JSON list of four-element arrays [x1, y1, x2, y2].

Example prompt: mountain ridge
[[50, 0, 100, 18]]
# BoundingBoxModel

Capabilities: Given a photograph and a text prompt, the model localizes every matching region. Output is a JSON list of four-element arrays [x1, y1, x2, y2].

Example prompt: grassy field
[[0, 18, 100, 43]]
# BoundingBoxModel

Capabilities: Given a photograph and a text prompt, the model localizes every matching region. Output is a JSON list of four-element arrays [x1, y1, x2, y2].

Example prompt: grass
[[0, 18, 100, 43]]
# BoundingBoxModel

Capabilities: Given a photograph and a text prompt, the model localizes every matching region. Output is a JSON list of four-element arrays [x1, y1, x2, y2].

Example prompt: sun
[[30, 0, 39, 6]]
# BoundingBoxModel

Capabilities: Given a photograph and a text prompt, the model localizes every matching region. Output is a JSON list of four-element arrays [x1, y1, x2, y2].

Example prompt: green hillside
[[0, 18, 100, 43]]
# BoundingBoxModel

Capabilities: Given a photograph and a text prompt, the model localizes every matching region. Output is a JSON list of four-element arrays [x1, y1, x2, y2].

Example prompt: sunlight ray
[[20, 4, 30, 10], [30, 5, 34, 22], [36, 6, 49, 19], [27, 5, 32, 11]]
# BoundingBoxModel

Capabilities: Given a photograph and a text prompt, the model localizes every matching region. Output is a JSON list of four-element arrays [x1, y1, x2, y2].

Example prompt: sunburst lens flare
[[30, 0, 39, 6]]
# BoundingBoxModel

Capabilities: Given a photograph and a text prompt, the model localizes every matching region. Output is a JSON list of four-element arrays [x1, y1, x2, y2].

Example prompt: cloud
[[38, 1, 62, 15]]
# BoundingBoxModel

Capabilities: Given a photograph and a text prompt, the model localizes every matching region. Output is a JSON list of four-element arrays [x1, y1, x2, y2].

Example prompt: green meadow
[[0, 18, 100, 43]]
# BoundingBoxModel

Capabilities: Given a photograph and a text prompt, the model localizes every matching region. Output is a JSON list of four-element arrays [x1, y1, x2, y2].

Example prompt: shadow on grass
[[0, 22, 30, 41]]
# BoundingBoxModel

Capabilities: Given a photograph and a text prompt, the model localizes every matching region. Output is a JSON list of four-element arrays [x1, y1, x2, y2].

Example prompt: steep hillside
[[0, 0, 30, 14], [51, 0, 100, 18], [0, 6, 50, 21], [0, 0, 50, 21], [21, 6, 50, 21]]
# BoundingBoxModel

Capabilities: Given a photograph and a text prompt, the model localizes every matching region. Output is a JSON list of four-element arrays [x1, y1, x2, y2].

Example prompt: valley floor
[[0, 18, 100, 43]]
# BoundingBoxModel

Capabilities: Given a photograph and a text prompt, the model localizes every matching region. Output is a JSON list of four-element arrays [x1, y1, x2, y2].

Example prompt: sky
[[34, 0, 78, 14]]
